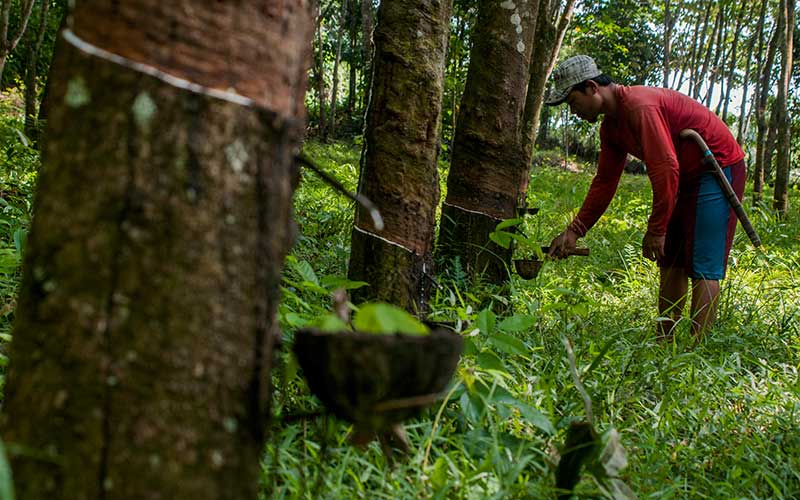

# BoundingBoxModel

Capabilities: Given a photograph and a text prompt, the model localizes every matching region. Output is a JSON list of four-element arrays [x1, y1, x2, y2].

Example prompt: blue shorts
[[661, 160, 746, 280]]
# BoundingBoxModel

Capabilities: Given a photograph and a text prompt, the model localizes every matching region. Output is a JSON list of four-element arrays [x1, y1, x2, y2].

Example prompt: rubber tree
[[753, 22, 779, 202], [526, 0, 575, 152], [347, 0, 451, 312], [437, 0, 540, 284], [1, 1, 313, 498], [22, 0, 49, 142], [772, 0, 794, 214], [0, 0, 35, 83]]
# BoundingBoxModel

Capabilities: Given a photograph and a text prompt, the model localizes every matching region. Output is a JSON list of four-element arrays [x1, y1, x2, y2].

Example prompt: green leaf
[[284, 352, 300, 383], [462, 337, 479, 356], [431, 456, 449, 491], [489, 230, 513, 249], [0, 250, 18, 274], [12, 228, 25, 257], [282, 312, 308, 328], [352, 303, 429, 335], [310, 313, 350, 333], [497, 314, 535, 333], [495, 218, 524, 231], [489, 332, 528, 356], [475, 308, 496, 335], [477, 351, 508, 373], [319, 276, 368, 290], [515, 402, 556, 436], [290, 259, 319, 286]]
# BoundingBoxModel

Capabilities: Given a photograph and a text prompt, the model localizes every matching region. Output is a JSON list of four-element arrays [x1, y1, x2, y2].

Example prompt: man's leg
[[658, 266, 689, 340], [690, 278, 720, 336]]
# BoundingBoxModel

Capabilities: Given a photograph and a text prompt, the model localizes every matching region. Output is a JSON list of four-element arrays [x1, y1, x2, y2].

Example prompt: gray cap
[[545, 55, 602, 106]]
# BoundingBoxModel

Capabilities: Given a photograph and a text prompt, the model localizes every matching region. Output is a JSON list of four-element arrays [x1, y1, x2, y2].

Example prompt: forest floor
[[268, 139, 799, 499], [0, 105, 797, 497]]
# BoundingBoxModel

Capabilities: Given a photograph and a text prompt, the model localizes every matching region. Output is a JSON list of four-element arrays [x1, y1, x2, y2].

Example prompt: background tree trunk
[[738, 0, 769, 145], [704, 6, 725, 108], [753, 24, 779, 202], [326, 0, 349, 141], [525, 0, 575, 148], [23, 0, 49, 142], [348, 0, 451, 312], [0, 1, 313, 498], [437, 0, 540, 285], [719, 2, 746, 120], [689, 1, 713, 99], [0, 0, 36, 83], [772, 0, 794, 214], [662, 0, 672, 87], [359, 0, 374, 112], [346, 0, 358, 117]]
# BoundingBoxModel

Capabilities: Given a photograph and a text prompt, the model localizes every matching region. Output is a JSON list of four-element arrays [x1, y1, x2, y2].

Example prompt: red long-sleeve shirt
[[569, 86, 745, 237]]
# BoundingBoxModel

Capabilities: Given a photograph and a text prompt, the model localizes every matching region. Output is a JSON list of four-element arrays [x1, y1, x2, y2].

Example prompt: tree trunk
[[314, 6, 328, 139], [0, 0, 36, 84], [327, 0, 349, 141], [689, 1, 713, 99], [360, 0, 374, 112], [738, 0, 769, 144], [0, 2, 313, 498], [704, 7, 726, 108], [23, 0, 49, 143], [772, 0, 793, 214], [717, 3, 744, 119], [346, 0, 358, 117], [753, 24, 779, 203], [348, 0, 451, 312], [663, 0, 671, 87], [437, 0, 539, 284], [525, 0, 575, 149]]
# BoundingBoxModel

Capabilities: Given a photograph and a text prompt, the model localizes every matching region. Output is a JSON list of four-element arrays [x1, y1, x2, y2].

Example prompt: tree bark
[[346, 0, 358, 116], [718, 2, 746, 120], [689, 1, 713, 99], [1, 2, 313, 499], [525, 0, 575, 149], [437, 0, 540, 284], [738, 0, 769, 144], [326, 0, 349, 141], [753, 24, 779, 203], [348, 0, 450, 312], [662, 0, 671, 87], [772, 0, 793, 214], [360, 0, 374, 112], [704, 6, 726, 108], [0, 0, 36, 83], [314, 4, 328, 139], [23, 0, 49, 143]]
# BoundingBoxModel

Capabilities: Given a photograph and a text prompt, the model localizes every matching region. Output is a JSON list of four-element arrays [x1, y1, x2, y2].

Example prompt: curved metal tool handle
[[679, 129, 762, 247]]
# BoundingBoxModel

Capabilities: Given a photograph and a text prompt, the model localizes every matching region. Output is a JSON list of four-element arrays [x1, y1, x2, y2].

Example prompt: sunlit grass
[[268, 140, 800, 499]]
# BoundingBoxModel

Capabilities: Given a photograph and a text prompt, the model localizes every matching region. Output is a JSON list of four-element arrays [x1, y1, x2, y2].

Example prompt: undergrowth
[[267, 140, 800, 499], [0, 90, 38, 389], [0, 117, 796, 497]]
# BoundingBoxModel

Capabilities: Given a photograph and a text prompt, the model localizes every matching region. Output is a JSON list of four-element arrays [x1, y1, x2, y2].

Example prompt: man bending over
[[545, 55, 745, 338]]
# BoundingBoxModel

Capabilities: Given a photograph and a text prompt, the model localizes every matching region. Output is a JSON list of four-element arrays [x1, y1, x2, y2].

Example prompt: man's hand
[[642, 232, 665, 262], [548, 228, 580, 259]]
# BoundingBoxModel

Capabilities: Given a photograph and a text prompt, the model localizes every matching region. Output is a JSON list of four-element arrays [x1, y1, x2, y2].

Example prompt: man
[[545, 55, 746, 338]]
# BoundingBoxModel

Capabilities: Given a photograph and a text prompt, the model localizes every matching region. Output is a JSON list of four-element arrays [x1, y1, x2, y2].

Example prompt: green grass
[[0, 90, 38, 390], [267, 140, 800, 499], [0, 122, 796, 498]]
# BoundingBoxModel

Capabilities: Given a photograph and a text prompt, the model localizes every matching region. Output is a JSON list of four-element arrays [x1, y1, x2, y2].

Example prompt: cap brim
[[544, 87, 570, 106]]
